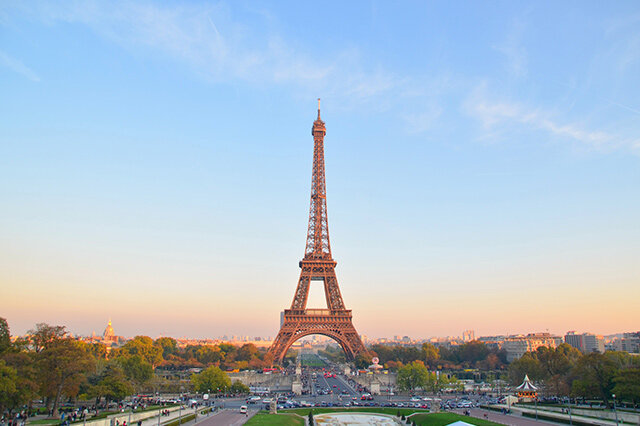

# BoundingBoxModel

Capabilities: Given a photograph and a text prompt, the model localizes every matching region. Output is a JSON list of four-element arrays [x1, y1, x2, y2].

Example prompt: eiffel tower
[[268, 100, 367, 364]]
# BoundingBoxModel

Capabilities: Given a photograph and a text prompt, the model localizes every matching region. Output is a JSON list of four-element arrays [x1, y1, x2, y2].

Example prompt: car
[[239, 406, 247, 414]]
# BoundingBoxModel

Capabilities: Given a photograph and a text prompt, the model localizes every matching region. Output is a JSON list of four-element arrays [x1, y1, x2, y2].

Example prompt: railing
[[304, 309, 330, 316], [284, 309, 352, 317]]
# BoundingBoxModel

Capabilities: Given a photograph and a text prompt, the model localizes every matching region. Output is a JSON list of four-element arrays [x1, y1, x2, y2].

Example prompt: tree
[[37, 338, 95, 416], [0, 318, 10, 354], [613, 368, 640, 404], [155, 337, 178, 358], [88, 363, 133, 404], [236, 344, 259, 362], [117, 336, 163, 367], [191, 366, 231, 394], [230, 380, 250, 394], [536, 345, 579, 396], [195, 345, 224, 365], [421, 343, 439, 367], [571, 352, 617, 404], [120, 355, 153, 391], [1, 351, 38, 413], [27, 323, 67, 353], [354, 353, 372, 370], [508, 352, 544, 385], [87, 342, 108, 360], [0, 360, 18, 414], [397, 361, 429, 392]]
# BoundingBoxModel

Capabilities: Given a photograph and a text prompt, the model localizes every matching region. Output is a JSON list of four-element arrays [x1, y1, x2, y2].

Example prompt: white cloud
[[493, 19, 528, 78], [17, 0, 405, 107], [403, 104, 443, 134], [463, 84, 640, 152], [0, 50, 40, 82]]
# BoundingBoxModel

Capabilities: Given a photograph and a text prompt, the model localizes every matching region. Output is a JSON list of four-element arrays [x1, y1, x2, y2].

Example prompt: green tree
[[28, 323, 67, 353], [354, 353, 372, 370], [571, 352, 617, 404], [1, 351, 39, 413], [155, 337, 178, 358], [195, 345, 224, 365], [421, 343, 439, 367], [87, 342, 108, 360], [0, 360, 18, 414], [117, 336, 163, 367], [397, 361, 429, 392], [191, 366, 231, 393], [508, 352, 544, 385], [230, 380, 250, 394], [235, 344, 259, 362], [0, 318, 10, 354], [120, 355, 153, 390], [88, 363, 133, 404], [536, 345, 580, 396], [613, 368, 640, 404], [37, 338, 95, 416]]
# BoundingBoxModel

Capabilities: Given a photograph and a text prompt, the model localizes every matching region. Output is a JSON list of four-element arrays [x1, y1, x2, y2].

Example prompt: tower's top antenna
[[317, 98, 321, 119]]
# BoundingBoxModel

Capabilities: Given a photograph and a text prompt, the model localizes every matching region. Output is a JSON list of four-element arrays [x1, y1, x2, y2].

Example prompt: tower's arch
[[277, 330, 358, 365]]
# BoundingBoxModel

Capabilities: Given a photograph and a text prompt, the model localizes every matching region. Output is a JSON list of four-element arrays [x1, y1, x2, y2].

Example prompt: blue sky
[[1, 1, 639, 339]]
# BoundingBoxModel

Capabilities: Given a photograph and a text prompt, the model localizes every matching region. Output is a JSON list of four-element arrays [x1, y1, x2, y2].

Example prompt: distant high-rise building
[[462, 330, 475, 342], [564, 331, 583, 350], [582, 334, 605, 353], [614, 332, 640, 353], [564, 331, 604, 353]]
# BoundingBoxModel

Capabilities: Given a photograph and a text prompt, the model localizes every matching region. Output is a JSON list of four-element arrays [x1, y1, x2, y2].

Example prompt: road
[[191, 409, 257, 426]]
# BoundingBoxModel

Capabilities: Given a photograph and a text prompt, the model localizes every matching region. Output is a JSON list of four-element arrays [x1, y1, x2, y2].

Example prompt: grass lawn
[[28, 421, 60, 425], [411, 413, 501, 426], [245, 412, 304, 426], [282, 407, 429, 416]]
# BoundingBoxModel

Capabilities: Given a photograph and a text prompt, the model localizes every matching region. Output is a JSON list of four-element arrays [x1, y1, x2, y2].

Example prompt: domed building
[[103, 319, 118, 343]]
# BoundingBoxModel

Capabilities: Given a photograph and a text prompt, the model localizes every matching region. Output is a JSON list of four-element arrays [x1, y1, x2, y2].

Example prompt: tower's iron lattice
[[268, 100, 367, 364]]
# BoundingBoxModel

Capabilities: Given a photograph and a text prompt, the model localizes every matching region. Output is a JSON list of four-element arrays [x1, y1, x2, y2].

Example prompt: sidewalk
[[490, 404, 621, 426], [138, 407, 210, 426]]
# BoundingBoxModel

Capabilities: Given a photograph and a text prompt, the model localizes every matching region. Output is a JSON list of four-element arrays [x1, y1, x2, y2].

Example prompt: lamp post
[[612, 394, 619, 426], [535, 397, 538, 421]]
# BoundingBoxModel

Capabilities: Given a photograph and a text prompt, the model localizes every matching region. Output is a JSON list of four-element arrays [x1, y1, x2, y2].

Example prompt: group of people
[[0, 412, 27, 426]]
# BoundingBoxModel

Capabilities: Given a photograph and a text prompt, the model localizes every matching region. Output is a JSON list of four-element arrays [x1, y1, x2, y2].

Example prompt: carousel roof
[[515, 374, 538, 391]]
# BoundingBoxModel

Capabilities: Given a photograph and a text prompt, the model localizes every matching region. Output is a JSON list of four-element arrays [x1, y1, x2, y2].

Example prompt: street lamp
[[612, 394, 619, 426]]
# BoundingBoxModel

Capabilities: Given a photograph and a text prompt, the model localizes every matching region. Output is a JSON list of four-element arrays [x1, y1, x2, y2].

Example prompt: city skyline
[[2, 1, 639, 340]]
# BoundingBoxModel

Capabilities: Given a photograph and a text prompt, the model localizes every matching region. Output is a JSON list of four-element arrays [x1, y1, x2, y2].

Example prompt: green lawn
[[28, 421, 60, 425], [282, 407, 429, 416], [411, 413, 501, 426], [245, 412, 304, 426]]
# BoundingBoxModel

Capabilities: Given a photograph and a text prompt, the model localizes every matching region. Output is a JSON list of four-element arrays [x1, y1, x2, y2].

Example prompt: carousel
[[515, 374, 538, 402]]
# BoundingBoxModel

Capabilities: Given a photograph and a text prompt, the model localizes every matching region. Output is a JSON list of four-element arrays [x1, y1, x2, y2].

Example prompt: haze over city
[[1, 1, 639, 340]]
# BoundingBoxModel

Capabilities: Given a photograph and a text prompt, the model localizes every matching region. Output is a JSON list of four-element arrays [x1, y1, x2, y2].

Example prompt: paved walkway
[[450, 408, 559, 426], [138, 407, 207, 426], [489, 405, 621, 426]]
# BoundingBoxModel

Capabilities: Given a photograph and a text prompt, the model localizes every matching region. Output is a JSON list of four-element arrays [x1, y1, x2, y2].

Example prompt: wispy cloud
[[17, 1, 405, 107], [0, 50, 40, 82], [493, 19, 528, 78], [463, 84, 640, 152]]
